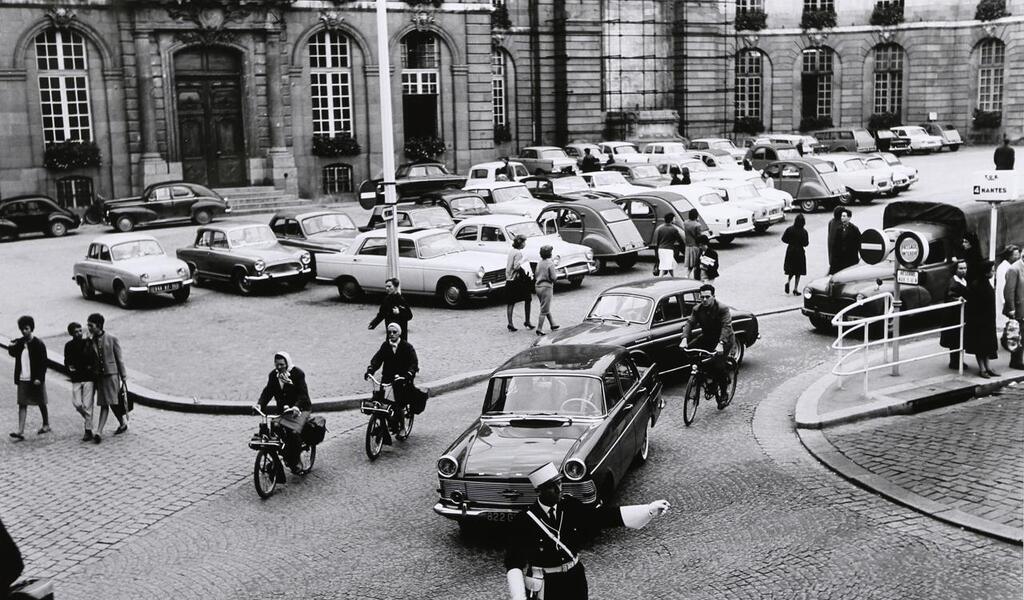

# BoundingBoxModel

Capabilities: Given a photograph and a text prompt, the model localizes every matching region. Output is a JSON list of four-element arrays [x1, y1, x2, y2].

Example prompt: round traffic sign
[[859, 228, 889, 264], [894, 230, 928, 268]]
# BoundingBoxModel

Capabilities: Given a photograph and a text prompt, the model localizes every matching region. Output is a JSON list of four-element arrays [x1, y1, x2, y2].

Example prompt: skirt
[[16, 380, 47, 406], [657, 248, 676, 272], [95, 374, 120, 408], [684, 246, 701, 272], [537, 284, 554, 315]]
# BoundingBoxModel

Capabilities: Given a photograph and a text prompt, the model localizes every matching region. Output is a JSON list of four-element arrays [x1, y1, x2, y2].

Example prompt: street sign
[[894, 230, 928, 268], [897, 269, 919, 285], [859, 228, 890, 264], [971, 170, 1018, 202]]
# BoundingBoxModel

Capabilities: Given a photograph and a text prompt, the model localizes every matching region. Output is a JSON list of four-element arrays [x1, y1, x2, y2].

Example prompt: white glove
[[507, 568, 527, 600], [648, 499, 671, 517], [621, 500, 671, 529]]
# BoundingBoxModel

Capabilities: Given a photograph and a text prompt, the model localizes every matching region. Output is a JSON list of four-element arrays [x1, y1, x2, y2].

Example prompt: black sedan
[[416, 190, 492, 223], [434, 344, 664, 526], [0, 195, 80, 240], [536, 278, 759, 373], [358, 162, 467, 203]]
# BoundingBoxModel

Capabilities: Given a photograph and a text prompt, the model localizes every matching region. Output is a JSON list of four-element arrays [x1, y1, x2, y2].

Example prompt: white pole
[[376, 0, 400, 280], [989, 202, 998, 285]]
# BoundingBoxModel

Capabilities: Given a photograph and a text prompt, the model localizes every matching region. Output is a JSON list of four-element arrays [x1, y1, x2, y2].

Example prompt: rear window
[[698, 193, 723, 206], [942, 125, 957, 131], [600, 208, 629, 222], [814, 162, 837, 174], [865, 157, 886, 169], [843, 159, 865, 171], [470, 169, 489, 179]]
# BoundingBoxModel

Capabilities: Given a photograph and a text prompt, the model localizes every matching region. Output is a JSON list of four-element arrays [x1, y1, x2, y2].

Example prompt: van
[[812, 127, 877, 153]]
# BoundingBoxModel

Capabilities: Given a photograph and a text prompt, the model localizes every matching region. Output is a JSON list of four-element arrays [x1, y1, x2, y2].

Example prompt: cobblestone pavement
[[823, 385, 1024, 531], [1, 310, 1018, 599]]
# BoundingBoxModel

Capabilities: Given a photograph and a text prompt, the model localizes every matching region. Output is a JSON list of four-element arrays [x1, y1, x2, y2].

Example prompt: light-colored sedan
[[453, 215, 596, 287], [316, 228, 508, 308], [582, 170, 652, 196], [878, 152, 918, 192], [689, 138, 747, 163], [464, 161, 530, 187], [598, 141, 648, 164], [707, 170, 795, 210], [815, 153, 892, 202], [463, 181, 548, 219], [701, 179, 786, 233], [74, 233, 192, 308], [890, 126, 943, 153]]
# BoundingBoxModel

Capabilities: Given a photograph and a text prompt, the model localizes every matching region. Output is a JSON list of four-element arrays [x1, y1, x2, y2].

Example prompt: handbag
[[1002, 319, 1021, 352], [118, 379, 133, 413]]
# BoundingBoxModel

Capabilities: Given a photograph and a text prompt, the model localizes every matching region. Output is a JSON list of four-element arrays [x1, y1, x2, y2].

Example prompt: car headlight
[[437, 455, 458, 478], [254, 260, 266, 273], [585, 249, 594, 260], [553, 255, 561, 266], [563, 458, 587, 481], [177, 267, 186, 277], [140, 273, 150, 282], [803, 288, 812, 299], [300, 251, 311, 265], [856, 292, 866, 301], [477, 267, 485, 281]]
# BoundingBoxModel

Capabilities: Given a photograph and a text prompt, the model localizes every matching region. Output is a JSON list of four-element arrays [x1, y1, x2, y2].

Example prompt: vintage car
[[176, 223, 312, 295], [269, 209, 359, 262], [521, 175, 617, 202], [705, 170, 794, 210], [640, 141, 690, 165], [701, 179, 786, 233], [650, 157, 718, 183], [74, 233, 192, 308], [463, 181, 548, 219], [433, 344, 664, 524], [873, 129, 911, 154], [812, 127, 878, 153], [814, 153, 893, 202], [760, 158, 849, 213], [564, 142, 610, 168], [918, 123, 963, 152], [617, 187, 754, 246], [464, 161, 530, 187], [889, 126, 943, 154], [689, 138, 747, 162], [753, 133, 826, 156], [581, 170, 654, 197], [453, 214, 596, 286], [316, 227, 507, 308], [598, 141, 648, 164], [417, 190, 492, 223], [536, 198, 645, 270], [603, 163, 670, 187], [689, 150, 744, 172], [362, 203, 456, 232], [878, 152, 918, 192], [0, 195, 80, 239], [536, 278, 759, 372], [862, 154, 904, 197], [801, 199, 1024, 331], [744, 143, 802, 171], [103, 181, 231, 233], [358, 162, 467, 204], [512, 146, 579, 175]]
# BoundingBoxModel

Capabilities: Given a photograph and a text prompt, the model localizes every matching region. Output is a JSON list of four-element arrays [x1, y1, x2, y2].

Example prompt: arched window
[[735, 50, 763, 120], [35, 29, 93, 144], [322, 163, 353, 194], [801, 47, 834, 120], [491, 49, 508, 127], [872, 44, 903, 115], [401, 32, 440, 139], [977, 39, 1004, 112], [308, 30, 353, 137]]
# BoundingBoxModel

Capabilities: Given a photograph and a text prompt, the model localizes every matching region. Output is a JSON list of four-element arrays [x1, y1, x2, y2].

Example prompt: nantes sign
[[972, 171, 1018, 202]]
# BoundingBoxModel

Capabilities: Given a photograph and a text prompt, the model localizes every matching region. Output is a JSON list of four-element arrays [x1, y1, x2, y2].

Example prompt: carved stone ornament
[[158, 1, 293, 45], [411, 10, 436, 32], [878, 28, 895, 43], [982, 23, 997, 37], [45, 7, 77, 30], [807, 31, 829, 46], [319, 10, 346, 30], [741, 34, 759, 48], [491, 29, 507, 48]]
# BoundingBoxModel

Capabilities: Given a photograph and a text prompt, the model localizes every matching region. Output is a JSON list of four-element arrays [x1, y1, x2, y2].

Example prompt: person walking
[[652, 213, 685, 277], [696, 235, 719, 284], [781, 214, 808, 295], [64, 321, 97, 441], [368, 278, 413, 341], [580, 148, 601, 173], [994, 137, 1015, 171], [8, 316, 49, 441], [681, 209, 706, 279], [1004, 250, 1024, 370], [964, 260, 1000, 378], [534, 245, 559, 336], [505, 234, 534, 331], [827, 207, 860, 275], [995, 244, 1020, 324], [939, 260, 970, 369], [87, 313, 127, 443]]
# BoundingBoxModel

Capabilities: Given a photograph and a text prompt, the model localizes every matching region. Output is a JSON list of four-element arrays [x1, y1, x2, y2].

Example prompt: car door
[[397, 238, 424, 292], [622, 198, 658, 246], [2, 201, 27, 232], [554, 207, 585, 245], [479, 225, 510, 254], [186, 229, 213, 275], [170, 185, 196, 219], [646, 293, 687, 369], [614, 358, 652, 462], [92, 244, 115, 293], [146, 186, 175, 222], [769, 163, 801, 197], [351, 237, 388, 290], [205, 230, 233, 280], [79, 243, 105, 287], [22, 200, 50, 233], [597, 367, 634, 482]]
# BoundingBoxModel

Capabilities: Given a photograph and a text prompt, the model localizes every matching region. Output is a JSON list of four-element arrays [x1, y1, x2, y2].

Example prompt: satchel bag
[[1002, 319, 1021, 352], [301, 415, 328, 445], [118, 379, 133, 413], [408, 384, 429, 415]]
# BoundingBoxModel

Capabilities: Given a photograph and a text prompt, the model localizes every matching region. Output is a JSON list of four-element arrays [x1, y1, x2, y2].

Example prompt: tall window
[[872, 44, 903, 115], [804, 0, 834, 10], [735, 50, 763, 120], [401, 32, 441, 139], [322, 163, 353, 194], [35, 29, 92, 144], [801, 47, 833, 120], [309, 31, 353, 137], [737, 0, 764, 11], [491, 50, 507, 127], [977, 39, 1005, 112]]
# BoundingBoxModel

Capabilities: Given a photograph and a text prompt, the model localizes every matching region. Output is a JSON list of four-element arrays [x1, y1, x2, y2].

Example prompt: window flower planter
[[735, 9, 767, 31], [404, 136, 446, 162], [43, 141, 101, 170], [312, 133, 362, 157], [870, 3, 904, 26], [801, 9, 836, 29], [975, 0, 1009, 21], [733, 117, 765, 135]]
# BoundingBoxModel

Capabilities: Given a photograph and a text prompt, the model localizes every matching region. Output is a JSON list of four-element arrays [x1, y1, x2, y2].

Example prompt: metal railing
[[831, 292, 965, 394]]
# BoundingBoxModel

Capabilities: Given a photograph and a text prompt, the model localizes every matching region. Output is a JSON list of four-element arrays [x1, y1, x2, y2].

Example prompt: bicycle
[[361, 374, 414, 460], [248, 405, 316, 498], [681, 346, 739, 426]]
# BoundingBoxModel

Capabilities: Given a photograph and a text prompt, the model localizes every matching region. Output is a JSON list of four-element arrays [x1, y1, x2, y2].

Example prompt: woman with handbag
[[506, 235, 535, 332]]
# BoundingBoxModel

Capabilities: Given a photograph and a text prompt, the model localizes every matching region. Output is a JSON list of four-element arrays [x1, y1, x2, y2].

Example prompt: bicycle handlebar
[[252, 405, 301, 417], [365, 373, 405, 387]]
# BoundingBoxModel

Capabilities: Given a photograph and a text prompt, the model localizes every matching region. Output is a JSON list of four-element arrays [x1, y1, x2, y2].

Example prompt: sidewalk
[[794, 344, 1024, 544]]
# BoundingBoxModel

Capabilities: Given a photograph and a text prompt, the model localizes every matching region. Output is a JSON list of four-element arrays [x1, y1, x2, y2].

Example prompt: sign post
[[892, 230, 929, 376], [971, 170, 1019, 285], [375, 0, 400, 281]]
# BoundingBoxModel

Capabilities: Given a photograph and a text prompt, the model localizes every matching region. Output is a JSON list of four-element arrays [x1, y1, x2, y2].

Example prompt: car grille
[[806, 294, 855, 317], [267, 262, 301, 275], [736, 218, 749, 225], [441, 479, 598, 505], [482, 270, 506, 286], [769, 208, 781, 215]]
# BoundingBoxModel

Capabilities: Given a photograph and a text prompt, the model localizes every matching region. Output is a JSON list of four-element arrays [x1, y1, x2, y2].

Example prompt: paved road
[[3, 310, 1019, 599]]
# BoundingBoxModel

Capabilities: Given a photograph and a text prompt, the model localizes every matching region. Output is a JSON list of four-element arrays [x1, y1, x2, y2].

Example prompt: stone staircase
[[213, 185, 310, 216]]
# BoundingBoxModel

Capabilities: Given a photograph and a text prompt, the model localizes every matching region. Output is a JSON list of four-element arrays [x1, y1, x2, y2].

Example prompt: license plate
[[897, 269, 918, 285], [150, 282, 181, 293]]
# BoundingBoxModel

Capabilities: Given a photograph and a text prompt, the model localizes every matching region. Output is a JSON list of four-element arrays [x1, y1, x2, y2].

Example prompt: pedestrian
[[827, 207, 860, 275], [8, 315, 49, 441], [964, 260, 1000, 378], [1004, 249, 1024, 370], [580, 148, 601, 173], [368, 277, 413, 341], [994, 137, 1015, 171], [87, 313, 127, 443], [652, 213, 685, 277], [781, 213, 808, 295], [506, 234, 535, 332], [501, 157, 516, 180], [958, 231, 983, 281], [669, 166, 684, 185], [681, 209, 706, 279], [504, 462, 670, 600], [534, 245, 559, 336], [64, 321, 97, 441], [939, 260, 969, 369], [995, 244, 1020, 323], [680, 166, 691, 185], [696, 235, 720, 284]]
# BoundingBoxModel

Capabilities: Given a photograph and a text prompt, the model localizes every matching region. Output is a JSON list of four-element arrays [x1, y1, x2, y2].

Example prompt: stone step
[[229, 194, 299, 205], [229, 200, 312, 216], [214, 186, 277, 196]]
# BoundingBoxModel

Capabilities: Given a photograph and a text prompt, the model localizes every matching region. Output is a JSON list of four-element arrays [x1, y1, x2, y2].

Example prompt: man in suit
[[368, 278, 413, 341], [504, 462, 670, 600], [365, 323, 419, 429], [1004, 252, 1024, 369], [86, 313, 127, 443], [257, 351, 312, 474]]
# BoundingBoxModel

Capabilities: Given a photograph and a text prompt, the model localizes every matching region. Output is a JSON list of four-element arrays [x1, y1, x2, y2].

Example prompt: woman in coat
[[534, 245, 559, 336], [939, 260, 969, 369], [505, 234, 534, 332], [781, 213, 808, 295], [964, 260, 999, 378], [8, 315, 49, 441]]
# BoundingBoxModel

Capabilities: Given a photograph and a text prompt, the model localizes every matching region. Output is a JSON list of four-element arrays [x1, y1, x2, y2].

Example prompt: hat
[[528, 462, 561, 489]]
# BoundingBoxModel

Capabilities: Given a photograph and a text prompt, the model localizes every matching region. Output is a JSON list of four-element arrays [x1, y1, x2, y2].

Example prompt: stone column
[[133, 29, 171, 187], [450, 64, 470, 173], [265, 29, 297, 193]]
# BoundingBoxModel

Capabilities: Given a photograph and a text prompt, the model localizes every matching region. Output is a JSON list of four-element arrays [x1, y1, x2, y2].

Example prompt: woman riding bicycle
[[256, 351, 311, 475], [679, 283, 735, 406], [364, 323, 418, 427]]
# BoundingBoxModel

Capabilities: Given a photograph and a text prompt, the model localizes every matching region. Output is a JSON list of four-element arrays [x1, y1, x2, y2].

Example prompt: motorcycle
[[361, 374, 414, 460], [248, 405, 317, 499]]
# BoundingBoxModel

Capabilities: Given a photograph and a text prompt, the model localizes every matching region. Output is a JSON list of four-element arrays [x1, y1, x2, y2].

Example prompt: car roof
[[625, 186, 719, 202], [692, 137, 729, 143], [456, 214, 532, 227], [1, 194, 56, 203], [465, 181, 528, 191], [602, 276, 705, 298], [420, 189, 485, 201], [543, 197, 623, 212], [89, 233, 159, 246], [198, 222, 270, 233], [468, 160, 526, 169], [494, 344, 627, 376], [775, 157, 829, 167], [566, 142, 599, 147], [601, 141, 636, 146], [272, 208, 352, 220], [359, 227, 449, 240]]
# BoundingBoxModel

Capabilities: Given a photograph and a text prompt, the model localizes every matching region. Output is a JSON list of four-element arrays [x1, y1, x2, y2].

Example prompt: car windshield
[[698, 193, 723, 206], [589, 172, 629, 186], [681, 159, 710, 172], [229, 226, 277, 247], [417, 232, 463, 258], [671, 199, 695, 213], [587, 294, 653, 323], [110, 240, 164, 261], [730, 184, 760, 200], [411, 207, 454, 227], [942, 125, 957, 131], [710, 140, 736, 151], [902, 126, 927, 136], [485, 375, 605, 416], [302, 213, 356, 235], [865, 157, 887, 169], [599, 207, 629, 223], [631, 165, 661, 178], [449, 196, 488, 215], [814, 162, 837, 174], [613, 145, 638, 155], [881, 153, 901, 166], [800, 136, 820, 147], [507, 221, 545, 238], [403, 164, 448, 177], [842, 159, 866, 171], [540, 149, 568, 159], [552, 177, 591, 194], [491, 185, 535, 203]]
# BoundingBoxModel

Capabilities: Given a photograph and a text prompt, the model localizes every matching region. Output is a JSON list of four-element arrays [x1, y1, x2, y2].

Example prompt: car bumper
[[127, 278, 193, 293], [245, 266, 312, 283], [555, 260, 597, 279], [753, 212, 786, 226], [467, 280, 507, 296], [717, 222, 755, 235], [433, 497, 599, 520]]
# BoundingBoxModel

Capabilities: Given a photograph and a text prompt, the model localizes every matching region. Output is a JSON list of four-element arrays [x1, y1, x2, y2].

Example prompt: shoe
[[114, 425, 128, 435], [507, 325, 518, 332], [9, 432, 24, 441], [523, 322, 535, 330], [793, 290, 801, 296], [551, 325, 560, 331], [37, 426, 51, 435], [978, 371, 992, 379], [536, 330, 546, 336], [986, 370, 1000, 377], [784, 283, 790, 294], [82, 431, 94, 442], [92, 435, 102, 444]]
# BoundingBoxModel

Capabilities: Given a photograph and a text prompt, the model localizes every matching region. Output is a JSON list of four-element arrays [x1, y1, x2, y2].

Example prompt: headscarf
[[274, 351, 294, 386]]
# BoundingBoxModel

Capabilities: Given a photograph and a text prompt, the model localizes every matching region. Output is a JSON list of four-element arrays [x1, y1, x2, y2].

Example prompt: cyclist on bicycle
[[679, 284, 735, 407], [364, 323, 419, 428], [256, 351, 311, 475]]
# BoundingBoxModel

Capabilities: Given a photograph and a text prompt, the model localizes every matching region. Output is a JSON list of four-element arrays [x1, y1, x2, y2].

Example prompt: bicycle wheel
[[253, 450, 281, 499], [296, 443, 317, 474], [719, 358, 739, 409], [682, 373, 701, 426], [396, 406, 414, 441], [365, 416, 385, 460]]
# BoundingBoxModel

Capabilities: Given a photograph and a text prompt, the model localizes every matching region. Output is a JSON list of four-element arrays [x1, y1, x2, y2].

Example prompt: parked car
[[598, 141, 648, 164], [814, 153, 892, 202], [705, 170, 794, 210], [362, 203, 456, 232], [536, 278, 759, 372], [316, 227, 507, 308], [564, 142, 610, 168], [521, 175, 617, 202], [760, 158, 849, 213], [74, 233, 192, 308], [755, 133, 826, 156], [640, 141, 690, 165], [616, 187, 754, 246], [701, 179, 786, 233], [689, 138, 746, 162], [417, 190, 492, 223], [650, 157, 718, 183], [812, 127, 878, 153], [103, 181, 231, 233], [918, 123, 963, 152], [463, 181, 548, 219], [452, 214, 596, 286], [176, 223, 312, 295], [464, 160, 530, 187], [512, 146, 578, 175], [536, 198, 646, 270], [877, 152, 918, 192], [358, 162, 467, 204], [873, 129, 910, 154], [0, 195, 80, 240], [269, 209, 359, 262], [433, 344, 664, 524], [743, 143, 802, 171], [603, 163, 670, 187], [889, 126, 943, 154], [861, 154, 902, 197], [581, 170, 654, 197], [691, 149, 745, 171]]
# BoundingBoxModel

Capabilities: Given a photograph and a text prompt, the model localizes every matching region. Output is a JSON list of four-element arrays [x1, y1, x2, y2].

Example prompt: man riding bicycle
[[256, 351, 311, 475], [364, 323, 419, 429], [679, 284, 735, 407]]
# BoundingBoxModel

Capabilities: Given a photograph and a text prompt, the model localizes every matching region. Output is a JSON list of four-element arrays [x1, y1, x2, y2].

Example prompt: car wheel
[[336, 277, 362, 302], [438, 278, 467, 309], [172, 285, 191, 303], [48, 221, 68, 237], [730, 342, 746, 366], [809, 314, 832, 333], [840, 191, 856, 206], [633, 418, 652, 466], [753, 223, 769, 234], [115, 216, 135, 233], [78, 277, 95, 299], [233, 269, 254, 296], [716, 235, 735, 246], [949, 144, 960, 152], [0, 229, 17, 243], [615, 253, 638, 270], [193, 209, 212, 225], [799, 199, 819, 213], [835, 146, 849, 152], [114, 283, 132, 309], [568, 274, 585, 288]]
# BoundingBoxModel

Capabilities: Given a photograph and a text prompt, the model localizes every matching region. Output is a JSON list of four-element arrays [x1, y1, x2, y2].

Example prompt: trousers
[[538, 563, 588, 600], [71, 382, 95, 431]]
